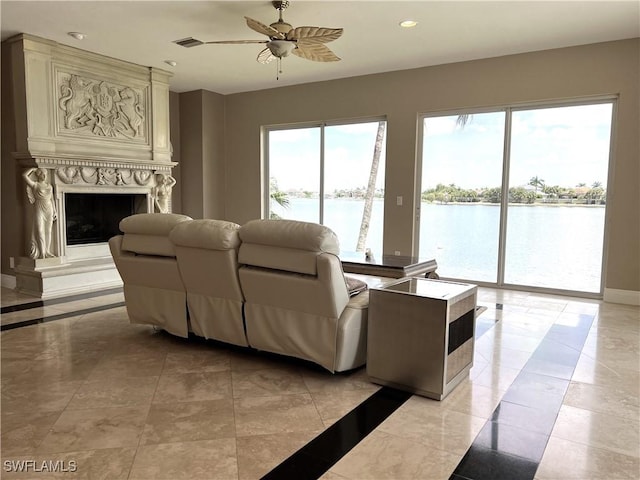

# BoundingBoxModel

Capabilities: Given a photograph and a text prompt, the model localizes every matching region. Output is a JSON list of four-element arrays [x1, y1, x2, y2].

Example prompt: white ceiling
[[1, 1, 638, 95]]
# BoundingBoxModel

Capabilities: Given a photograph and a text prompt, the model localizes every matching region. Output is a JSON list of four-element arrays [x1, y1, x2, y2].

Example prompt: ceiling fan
[[175, 0, 343, 73]]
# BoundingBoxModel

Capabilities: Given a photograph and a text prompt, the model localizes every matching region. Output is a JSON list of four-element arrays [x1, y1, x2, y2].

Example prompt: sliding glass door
[[419, 100, 613, 295], [419, 112, 505, 282], [505, 103, 612, 293]]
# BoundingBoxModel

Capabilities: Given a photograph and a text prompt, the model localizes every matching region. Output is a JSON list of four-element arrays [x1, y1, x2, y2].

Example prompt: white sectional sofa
[[109, 214, 370, 372]]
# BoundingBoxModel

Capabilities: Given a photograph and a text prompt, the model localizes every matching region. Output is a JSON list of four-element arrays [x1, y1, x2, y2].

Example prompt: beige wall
[[221, 39, 639, 293], [1, 42, 25, 273], [176, 89, 226, 219]]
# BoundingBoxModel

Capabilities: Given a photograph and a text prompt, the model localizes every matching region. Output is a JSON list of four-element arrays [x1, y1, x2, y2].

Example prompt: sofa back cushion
[[170, 219, 241, 251], [238, 219, 340, 275], [169, 219, 243, 300], [120, 213, 192, 257]]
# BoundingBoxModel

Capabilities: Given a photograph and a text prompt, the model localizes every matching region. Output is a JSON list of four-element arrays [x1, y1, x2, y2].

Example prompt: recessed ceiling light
[[399, 20, 418, 28], [68, 32, 86, 40], [164, 60, 177, 67]]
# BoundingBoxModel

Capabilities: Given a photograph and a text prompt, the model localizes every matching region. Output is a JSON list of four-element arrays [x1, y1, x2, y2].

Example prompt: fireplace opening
[[65, 193, 146, 246]]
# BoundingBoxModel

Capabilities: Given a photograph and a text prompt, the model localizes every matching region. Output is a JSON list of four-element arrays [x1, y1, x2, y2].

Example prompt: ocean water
[[272, 198, 606, 293]]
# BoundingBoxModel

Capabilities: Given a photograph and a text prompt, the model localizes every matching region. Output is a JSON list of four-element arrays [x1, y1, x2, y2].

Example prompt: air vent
[[173, 37, 204, 48]]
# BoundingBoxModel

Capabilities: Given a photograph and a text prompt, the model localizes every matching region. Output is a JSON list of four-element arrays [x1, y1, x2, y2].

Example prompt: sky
[[423, 102, 613, 190], [268, 102, 613, 193], [269, 121, 386, 192]]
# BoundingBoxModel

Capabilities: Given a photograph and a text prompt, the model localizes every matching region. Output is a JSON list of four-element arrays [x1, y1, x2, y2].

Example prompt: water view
[[272, 198, 605, 293]]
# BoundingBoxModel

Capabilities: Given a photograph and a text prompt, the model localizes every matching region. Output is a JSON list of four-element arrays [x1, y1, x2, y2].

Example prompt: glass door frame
[[415, 96, 617, 298]]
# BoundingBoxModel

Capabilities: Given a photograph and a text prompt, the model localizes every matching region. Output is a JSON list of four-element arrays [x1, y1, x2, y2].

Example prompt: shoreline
[[423, 201, 606, 207]]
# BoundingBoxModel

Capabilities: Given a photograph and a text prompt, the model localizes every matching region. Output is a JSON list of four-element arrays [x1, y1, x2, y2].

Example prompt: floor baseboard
[[603, 288, 640, 306], [1, 274, 16, 289]]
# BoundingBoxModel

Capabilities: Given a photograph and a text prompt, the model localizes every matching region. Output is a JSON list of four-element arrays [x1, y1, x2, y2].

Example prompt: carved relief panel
[[56, 72, 148, 143]]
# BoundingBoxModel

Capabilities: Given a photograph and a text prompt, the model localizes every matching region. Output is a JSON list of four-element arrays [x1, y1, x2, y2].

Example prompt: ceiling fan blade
[[257, 47, 276, 64], [287, 26, 343, 44], [245, 16, 285, 39], [293, 43, 341, 62], [204, 40, 268, 45]]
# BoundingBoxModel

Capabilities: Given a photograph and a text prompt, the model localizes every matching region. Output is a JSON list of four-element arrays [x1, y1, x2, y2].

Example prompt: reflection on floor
[[1, 286, 638, 479]]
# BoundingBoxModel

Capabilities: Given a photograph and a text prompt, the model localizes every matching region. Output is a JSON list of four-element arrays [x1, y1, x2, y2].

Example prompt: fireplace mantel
[[3, 34, 176, 297]]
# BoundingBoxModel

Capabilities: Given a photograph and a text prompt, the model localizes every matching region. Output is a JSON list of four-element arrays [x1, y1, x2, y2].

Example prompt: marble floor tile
[[141, 398, 235, 445], [311, 388, 377, 426], [161, 348, 231, 375], [571, 353, 640, 394], [1, 287, 39, 306], [1, 379, 85, 414], [67, 376, 158, 409], [444, 381, 507, 419], [551, 404, 640, 458], [319, 471, 351, 480], [471, 364, 521, 391], [474, 340, 533, 370], [37, 406, 149, 453], [330, 430, 461, 480], [128, 439, 237, 480], [563, 380, 640, 421], [1, 354, 103, 385], [232, 367, 309, 398], [87, 351, 167, 379], [0, 305, 70, 326], [236, 430, 322, 480], [473, 420, 549, 462], [1, 410, 63, 455], [536, 436, 640, 480], [153, 371, 232, 404], [377, 395, 486, 455], [234, 393, 325, 437]]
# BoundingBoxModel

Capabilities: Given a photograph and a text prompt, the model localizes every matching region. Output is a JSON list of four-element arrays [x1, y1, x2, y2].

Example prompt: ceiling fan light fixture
[[399, 20, 418, 28], [268, 40, 296, 58]]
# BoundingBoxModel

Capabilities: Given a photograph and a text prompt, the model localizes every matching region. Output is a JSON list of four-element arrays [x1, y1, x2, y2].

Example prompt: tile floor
[[1, 285, 638, 479]]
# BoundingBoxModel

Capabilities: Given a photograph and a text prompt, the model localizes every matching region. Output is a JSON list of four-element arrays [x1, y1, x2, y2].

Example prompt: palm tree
[[356, 121, 385, 252], [456, 114, 473, 128], [269, 178, 290, 219], [592, 181, 602, 188], [529, 176, 545, 193]]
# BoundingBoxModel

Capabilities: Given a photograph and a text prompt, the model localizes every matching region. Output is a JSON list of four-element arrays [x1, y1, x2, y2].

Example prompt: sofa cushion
[[170, 219, 241, 251], [239, 219, 340, 253], [238, 219, 340, 275], [119, 213, 192, 257]]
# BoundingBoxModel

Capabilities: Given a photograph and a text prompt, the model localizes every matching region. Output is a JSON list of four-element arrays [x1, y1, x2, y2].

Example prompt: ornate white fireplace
[[4, 34, 175, 297]]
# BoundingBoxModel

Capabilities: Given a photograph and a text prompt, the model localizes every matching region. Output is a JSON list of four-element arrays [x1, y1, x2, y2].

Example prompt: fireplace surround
[[3, 34, 175, 297]]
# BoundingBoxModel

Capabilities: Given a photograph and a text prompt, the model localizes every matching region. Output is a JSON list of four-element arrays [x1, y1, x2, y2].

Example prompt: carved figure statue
[[153, 174, 176, 213], [115, 87, 144, 138], [23, 168, 57, 259], [115, 169, 125, 185], [59, 75, 92, 129], [97, 168, 108, 185]]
